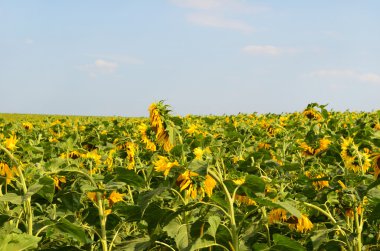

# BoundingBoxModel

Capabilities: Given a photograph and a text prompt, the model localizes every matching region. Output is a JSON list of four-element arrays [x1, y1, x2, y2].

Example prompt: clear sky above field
[[1, 1, 379, 116]]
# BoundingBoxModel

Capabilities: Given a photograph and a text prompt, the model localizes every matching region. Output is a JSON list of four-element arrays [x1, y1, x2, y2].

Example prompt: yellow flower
[[126, 142, 136, 170], [341, 138, 371, 173], [108, 191, 125, 207], [22, 122, 33, 130], [233, 178, 245, 185], [0, 162, 18, 184], [203, 175, 216, 197], [138, 123, 156, 152], [85, 150, 102, 165], [305, 171, 329, 190], [303, 108, 322, 120], [268, 208, 288, 224], [234, 194, 257, 206], [186, 124, 198, 135], [288, 214, 313, 233], [258, 142, 270, 150], [87, 192, 98, 202], [4, 134, 18, 151], [53, 176, 66, 190], [149, 102, 173, 152], [373, 154, 380, 179], [176, 170, 199, 199], [232, 155, 244, 164], [153, 156, 179, 177]]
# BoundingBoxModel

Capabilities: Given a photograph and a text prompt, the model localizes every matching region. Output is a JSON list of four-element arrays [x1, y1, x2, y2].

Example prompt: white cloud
[[170, 0, 268, 13], [88, 54, 144, 65], [170, 0, 221, 10], [310, 69, 380, 85], [171, 0, 268, 33], [187, 13, 253, 33], [79, 59, 119, 78], [242, 45, 297, 55], [94, 59, 118, 73]]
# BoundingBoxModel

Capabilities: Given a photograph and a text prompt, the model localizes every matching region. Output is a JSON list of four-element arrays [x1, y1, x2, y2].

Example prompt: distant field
[[0, 103, 379, 250]]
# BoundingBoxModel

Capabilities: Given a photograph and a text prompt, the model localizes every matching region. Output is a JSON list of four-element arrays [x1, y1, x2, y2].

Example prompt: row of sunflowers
[[0, 102, 379, 250]]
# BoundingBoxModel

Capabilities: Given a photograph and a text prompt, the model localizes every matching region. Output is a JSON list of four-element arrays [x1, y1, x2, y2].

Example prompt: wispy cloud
[[242, 45, 298, 55], [170, 0, 268, 33], [79, 59, 119, 78], [187, 13, 253, 33], [310, 69, 380, 85], [170, 0, 268, 13], [88, 54, 144, 65]]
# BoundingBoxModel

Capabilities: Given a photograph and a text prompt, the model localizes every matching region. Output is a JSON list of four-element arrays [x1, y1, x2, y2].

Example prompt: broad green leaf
[[121, 236, 151, 251], [0, 233, 41, 251], [25, 183, 43, 199], [188, 159, 208, 176], [368, 202, 380, 223], [271, 234, 306, 251], [0, 193, 22, 205], [113, 204, 142, 222], [189, 239, 217, 251], [310, 230, 330, 251], [275, 201, 302, 218], [241, 175, 266, 197], [55, 218, 90, 245], [114, 168, 144, 187], [36, 176, 55, 203], [204, 215, 221, 238]]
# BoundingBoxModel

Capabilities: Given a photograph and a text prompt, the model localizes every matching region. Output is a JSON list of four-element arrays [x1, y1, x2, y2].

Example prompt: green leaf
[[114, 168, 144, 187], [241, 175, 265, 198], [204, 215, 221, 238], [310, 230, 330, 251], [163, 218, 191, 249], [271, 234, 306, 251], [0, 233, 41, 251], [36, 176, 55, 203], [366, 179, 380, 193], [189, 239, 217, 251], [55, 218, 90, 245], [276, 201, 302, 218], [120, 236, 151, 251], [25, 183, 43, 199], [113, 204, 142, 222], [368, 203, 380, 222], [188, 160, 208, 176], [0, 193, 22, 205]]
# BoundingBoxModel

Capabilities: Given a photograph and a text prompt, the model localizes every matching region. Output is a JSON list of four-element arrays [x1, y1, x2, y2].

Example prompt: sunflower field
[[0, 102, 379, 251]]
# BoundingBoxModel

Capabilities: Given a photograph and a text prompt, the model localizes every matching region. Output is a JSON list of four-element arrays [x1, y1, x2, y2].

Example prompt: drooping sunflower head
[[341, 137, 371, 173], [303, 108, 322, 121]]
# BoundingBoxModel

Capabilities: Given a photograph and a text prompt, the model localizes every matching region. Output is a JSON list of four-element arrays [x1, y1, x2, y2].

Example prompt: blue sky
[[1, 0, 379, 116]]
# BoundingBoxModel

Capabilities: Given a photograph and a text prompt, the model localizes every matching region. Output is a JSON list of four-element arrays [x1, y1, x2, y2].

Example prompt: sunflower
[[4, 134, 18, 151], [126, 142, 136, 170], [303, 108, 322, 120], [288, 214, 313, 233], [176, 170, 199, 199], [234, 194, 257, 206], [22, 122, 33, 130], [0, 162, 18, 184], [268, 208, 288, 224], [341, 138, 371, 173], [138, 123, 156, 152], [149, 102, 173, 152], [153, 156, 179, 177], [299, 137, 331, 156], [108, 191, 125, 207], [305, 171, 329, 190], [372, 154, 380, 179]]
